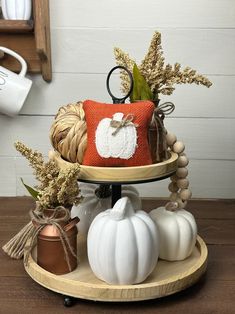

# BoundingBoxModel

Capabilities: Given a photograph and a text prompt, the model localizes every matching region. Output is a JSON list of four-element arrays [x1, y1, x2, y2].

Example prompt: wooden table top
[[0, 197, 234, 314]]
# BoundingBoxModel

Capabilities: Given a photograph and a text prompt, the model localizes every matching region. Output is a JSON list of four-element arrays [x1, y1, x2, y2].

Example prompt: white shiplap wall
[[0, 0, 235, 198]]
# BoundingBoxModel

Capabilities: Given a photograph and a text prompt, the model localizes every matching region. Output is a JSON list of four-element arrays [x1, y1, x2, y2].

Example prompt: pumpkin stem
[[113, 112, 124, 122], [110, 197, 134, 220], [165, 201, 179, 212]]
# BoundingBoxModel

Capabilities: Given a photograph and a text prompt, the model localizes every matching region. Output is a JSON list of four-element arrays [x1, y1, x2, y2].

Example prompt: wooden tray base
[[24, 235, 208, 302]]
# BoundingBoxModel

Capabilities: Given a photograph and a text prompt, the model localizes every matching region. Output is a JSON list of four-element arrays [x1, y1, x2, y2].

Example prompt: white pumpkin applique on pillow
[[95, 112, 138, 159]]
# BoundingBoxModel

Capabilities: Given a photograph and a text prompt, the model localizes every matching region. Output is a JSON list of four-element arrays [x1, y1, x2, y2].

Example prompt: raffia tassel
[[2, 221, 35, 259]]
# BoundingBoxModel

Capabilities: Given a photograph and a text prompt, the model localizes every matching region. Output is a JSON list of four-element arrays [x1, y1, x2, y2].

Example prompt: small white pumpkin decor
[[71, 184, 141, 234], [2, 0, 32, 20], [95, 112, 137, 159], [88, 197, 159, 285], [150, 202, 197, 261]]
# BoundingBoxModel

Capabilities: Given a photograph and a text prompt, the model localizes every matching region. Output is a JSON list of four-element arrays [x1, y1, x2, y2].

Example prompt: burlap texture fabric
[[49, 102, 87, 164], [82, 100, 154, 167]]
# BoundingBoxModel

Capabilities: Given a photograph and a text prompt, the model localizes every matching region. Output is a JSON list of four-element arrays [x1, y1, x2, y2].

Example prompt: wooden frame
[[0, 0, 52, 82]]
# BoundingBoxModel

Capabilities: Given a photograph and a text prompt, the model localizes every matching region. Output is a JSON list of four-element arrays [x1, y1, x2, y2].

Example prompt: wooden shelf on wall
[[0, 20, 34, 33], [0, 0, 52, 82]]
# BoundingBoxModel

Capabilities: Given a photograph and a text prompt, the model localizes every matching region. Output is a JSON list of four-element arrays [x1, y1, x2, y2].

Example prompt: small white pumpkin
[[149, 202, 197, 261], [2, 0, 32, 20], [88, 197, 159, 285], [95, 112, 137, 159], [71, 184, 141, 234]]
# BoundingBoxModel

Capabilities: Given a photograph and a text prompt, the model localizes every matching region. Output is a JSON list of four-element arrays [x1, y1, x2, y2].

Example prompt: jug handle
[[64, 217, 80, 232], [0, 46, 28, 77]]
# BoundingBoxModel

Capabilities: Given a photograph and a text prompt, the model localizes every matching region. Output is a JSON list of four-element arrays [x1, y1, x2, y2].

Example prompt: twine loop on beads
[[165, 201, 179, 212], [24, 205, 77, 271], [110, 113, 138, 135], [165, 129, 191, 209], [154, 101, 175, 120]]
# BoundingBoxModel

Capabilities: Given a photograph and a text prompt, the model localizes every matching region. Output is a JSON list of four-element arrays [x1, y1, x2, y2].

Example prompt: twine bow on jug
[[151, 101, 175, 162], [24, 206, 79, 271]]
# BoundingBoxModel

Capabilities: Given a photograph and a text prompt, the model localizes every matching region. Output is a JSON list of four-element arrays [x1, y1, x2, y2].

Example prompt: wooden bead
[[173, 141, 185, 154], [180, 189, 192, 201], [166, 133, 177, 147], [176, 178, 189, 189], [168, 182, 179, 193], [170, 174, 179, 182], [177, 199, 188, 209], [177, 155, 189, 167], [170, 192, 179, 201], [176, 167, 188, 178]]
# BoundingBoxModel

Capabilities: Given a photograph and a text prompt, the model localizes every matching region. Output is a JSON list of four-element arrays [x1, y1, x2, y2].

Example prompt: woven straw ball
[[50, 101, 87, 164]]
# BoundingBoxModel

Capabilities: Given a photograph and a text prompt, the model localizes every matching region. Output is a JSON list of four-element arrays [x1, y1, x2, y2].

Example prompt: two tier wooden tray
[[24, 151, 208, 305]]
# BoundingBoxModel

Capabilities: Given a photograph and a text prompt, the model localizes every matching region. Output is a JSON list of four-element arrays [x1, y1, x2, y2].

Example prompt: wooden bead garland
[[177, 178, 189, 189], [172, 141, 185, 154], [166, 133, 177, 147], [170, 174, 178, 182], [176, 198, 188, 209], [166, 130, 192, 209], [180, 189, 192, 201], [168, 182, 179, 193], [170, 192, 179, 201], [177, 155, 189, 167], [176, 167, 188, 178]]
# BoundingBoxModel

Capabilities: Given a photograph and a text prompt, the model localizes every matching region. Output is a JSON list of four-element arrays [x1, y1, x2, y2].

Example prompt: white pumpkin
[[95, 112, 137, 159], [71, 184, 141, 234], [149, 203, 197, 261], [88, 197, 159, 285], [2, 0, 32, 20]]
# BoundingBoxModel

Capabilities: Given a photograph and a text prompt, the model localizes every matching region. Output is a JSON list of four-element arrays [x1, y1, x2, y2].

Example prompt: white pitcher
[[1, 0, 32, 20], [0, 47, 32, 116]]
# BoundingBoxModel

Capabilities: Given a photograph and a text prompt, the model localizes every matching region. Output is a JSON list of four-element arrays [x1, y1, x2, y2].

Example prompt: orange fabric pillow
[[82, 100, 154, 167]]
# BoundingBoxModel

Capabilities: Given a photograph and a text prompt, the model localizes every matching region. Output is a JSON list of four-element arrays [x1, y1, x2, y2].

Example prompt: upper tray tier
[[49, 150, 178, 184]]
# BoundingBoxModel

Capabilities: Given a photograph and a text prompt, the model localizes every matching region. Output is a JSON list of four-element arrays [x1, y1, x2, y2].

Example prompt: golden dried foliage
[[15, 141, 81, 210], [114, 48, 135, 94], [114, 31, 212, 100]]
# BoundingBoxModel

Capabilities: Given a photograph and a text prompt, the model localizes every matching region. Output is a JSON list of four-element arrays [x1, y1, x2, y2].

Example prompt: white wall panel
[[137, 159, 235, 199], [50, 0, 235, 28], [0, 158, 16, 196], [21, 75, 235, 118], [15, 157, 38, 196], [51, 29, 235, 75], [164, 118, 235, 160], [0, 116, 53, 156]]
